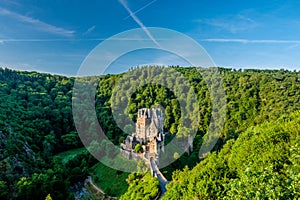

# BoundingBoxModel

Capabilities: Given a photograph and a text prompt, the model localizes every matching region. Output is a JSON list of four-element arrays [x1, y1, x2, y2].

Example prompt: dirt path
[[85, 176, 117, 199], [86, 176, 105, 194]]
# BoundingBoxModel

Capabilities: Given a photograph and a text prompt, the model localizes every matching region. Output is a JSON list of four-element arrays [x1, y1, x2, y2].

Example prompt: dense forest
[[0, 66, 300, 199], [162, 110, 300, 199]]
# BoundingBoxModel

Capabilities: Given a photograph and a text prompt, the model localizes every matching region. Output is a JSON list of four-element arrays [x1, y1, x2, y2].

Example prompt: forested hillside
[[162, 110, 300, 199], [0, 67, 300, 199], [0, 69, 96, 199]]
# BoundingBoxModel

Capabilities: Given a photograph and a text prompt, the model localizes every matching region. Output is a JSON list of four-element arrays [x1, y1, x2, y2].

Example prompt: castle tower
[[123, 107, 165, 156], [136, 108, 151, 144]]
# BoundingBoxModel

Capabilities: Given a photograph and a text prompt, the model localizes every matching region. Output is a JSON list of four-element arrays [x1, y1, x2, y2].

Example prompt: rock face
[[0, 125, 36, 178]]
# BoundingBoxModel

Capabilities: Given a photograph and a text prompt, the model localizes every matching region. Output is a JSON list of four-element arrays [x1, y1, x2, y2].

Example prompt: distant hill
[[0, 67, 300, 199]]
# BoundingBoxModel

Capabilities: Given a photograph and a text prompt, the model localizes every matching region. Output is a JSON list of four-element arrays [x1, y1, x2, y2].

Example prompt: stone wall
[[120, 149, 143, 161], [120, 149, 132, 160]]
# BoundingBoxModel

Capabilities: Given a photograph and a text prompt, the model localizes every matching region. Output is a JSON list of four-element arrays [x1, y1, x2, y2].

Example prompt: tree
[[134, 144, 143, 153], [137, 160, 147, 173], [45, 194, 52, 200], [120, 173, 159, 200], [88, 140, 104, 157], [162, 111, 300, 199], [2, 66, 300, 200], [173, 152, 180, 160], [0, 181, 8, 199], [170, 123, 177, 134], [106, 142, 118, 159], [61, 131, 80, 148], [124, 124, 135, 134], [119, 136, 125, 144]]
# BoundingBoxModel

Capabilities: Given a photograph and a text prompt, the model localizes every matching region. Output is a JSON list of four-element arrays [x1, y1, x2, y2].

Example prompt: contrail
[[123, 0, 158, 20], [202, 38, 300, 44], [118, 0, 160, 47]]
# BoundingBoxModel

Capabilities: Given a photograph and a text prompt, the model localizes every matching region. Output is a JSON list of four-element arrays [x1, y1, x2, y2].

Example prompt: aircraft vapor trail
[[118, 0, 160, 47], [123, 0, 158, 20]]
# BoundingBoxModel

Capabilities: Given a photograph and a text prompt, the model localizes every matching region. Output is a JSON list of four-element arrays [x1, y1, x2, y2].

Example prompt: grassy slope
[[89, 160, 130, 197], [54, 147, 138, 197], [54, 147, 87, 164]]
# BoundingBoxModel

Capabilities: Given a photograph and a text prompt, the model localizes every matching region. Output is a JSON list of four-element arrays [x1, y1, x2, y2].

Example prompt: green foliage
[[45, 194, 52, 200], [106, 142, 118, 159], [54, 147, 88, 164], [13, 149, 94, 200], [134, 143, 143, 153], [89, 162, 130, 197], [163, 111, 300, 199], [137, 160, 147, 174], [120, 173, 160, 200], [173, 152, 180, 160], [61, 132, 81, 148], [0, 181, 8, 199], [124, 124, 135, 134], [1, 67, 300, 199]]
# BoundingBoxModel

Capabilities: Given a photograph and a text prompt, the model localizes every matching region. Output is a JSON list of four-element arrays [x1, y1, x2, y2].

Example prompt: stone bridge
[[149, 157, 169, 198]]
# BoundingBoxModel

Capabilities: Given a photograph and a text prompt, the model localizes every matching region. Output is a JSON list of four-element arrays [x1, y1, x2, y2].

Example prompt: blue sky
[[1, 0, 300, 76]]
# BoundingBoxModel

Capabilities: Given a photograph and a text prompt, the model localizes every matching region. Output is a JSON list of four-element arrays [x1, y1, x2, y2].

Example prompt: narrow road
[[150, 158, 169, 198], [84, 176, 117, 199], [86, 176, 105, 194]]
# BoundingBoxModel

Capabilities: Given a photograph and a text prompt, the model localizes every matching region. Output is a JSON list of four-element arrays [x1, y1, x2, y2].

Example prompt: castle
[[121, 108, 165, 159]]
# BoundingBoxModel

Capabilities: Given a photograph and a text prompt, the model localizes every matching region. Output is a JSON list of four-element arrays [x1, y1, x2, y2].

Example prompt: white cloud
[[0, 7, 75, 37], [196, 14, 258, 33]]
